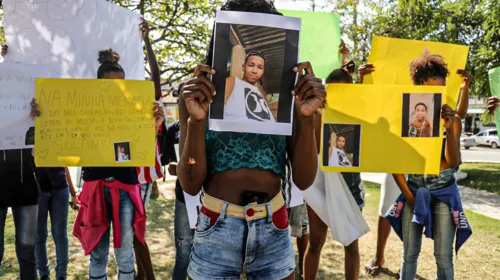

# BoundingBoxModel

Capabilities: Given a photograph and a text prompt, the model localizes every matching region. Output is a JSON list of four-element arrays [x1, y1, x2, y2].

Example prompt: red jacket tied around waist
[[73, 180, 146, 255]]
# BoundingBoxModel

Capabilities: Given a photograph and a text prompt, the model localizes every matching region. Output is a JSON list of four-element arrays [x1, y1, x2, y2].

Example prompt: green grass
[[459, 163, 500, 194], [0, 182, 499, 279]]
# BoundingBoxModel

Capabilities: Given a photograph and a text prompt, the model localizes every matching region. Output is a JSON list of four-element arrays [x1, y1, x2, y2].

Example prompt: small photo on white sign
[[209, 11, 300, 136]]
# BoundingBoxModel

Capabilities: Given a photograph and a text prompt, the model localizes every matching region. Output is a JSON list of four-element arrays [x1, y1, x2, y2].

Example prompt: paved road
[[461, 146, 500, 163]]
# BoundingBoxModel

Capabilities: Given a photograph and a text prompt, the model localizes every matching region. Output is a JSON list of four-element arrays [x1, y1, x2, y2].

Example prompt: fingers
[[193, 64, 216, 77], [185, 75, 215, 95], [295, 79, 324, 100], [293, 74, 322, 96], [294, 61, 315, 76]]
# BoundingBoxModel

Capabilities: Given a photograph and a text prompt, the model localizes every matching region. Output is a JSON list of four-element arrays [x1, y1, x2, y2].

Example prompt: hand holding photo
[[209, 11, 300, 135]]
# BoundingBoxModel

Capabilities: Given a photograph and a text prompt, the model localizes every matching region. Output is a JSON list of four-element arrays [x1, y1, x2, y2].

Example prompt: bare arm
[[177, 96, 207, 195], [392, 174, 415, 208], [288, 114, 318, 190], [456, 70, 472, 119], [141, 20, 161, 100], [442, 115, 462, 169], [176, 66, 215, 195], [224, 76, 235, 104], [289, 62, 326, 190]]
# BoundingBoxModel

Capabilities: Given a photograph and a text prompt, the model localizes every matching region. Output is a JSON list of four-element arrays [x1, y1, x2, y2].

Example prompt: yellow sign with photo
[[364, 36, 468, 109], [34, 78, 156, 167], [321, 84, 446, 175]]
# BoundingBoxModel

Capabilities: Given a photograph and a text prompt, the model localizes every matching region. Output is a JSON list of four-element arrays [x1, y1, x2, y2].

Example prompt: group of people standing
[[0, 0, 483, 279]]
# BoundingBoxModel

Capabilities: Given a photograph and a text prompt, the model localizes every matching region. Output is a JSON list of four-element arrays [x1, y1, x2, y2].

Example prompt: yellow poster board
[[364, 36, 468, 109], [321, 84, 446, 175], [34, 78, 156, 167]]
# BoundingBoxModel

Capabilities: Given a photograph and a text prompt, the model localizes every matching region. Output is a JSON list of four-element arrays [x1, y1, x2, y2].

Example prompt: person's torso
[[407, 168, 455, 190], [83, 167, 138, 185], [205, 127, 287, 177], [224, 77, 275, 122], [35, 167, 68, 192]]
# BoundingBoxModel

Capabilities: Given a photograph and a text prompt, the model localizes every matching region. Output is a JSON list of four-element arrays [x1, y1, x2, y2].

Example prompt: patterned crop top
[[206, 128, 287, 176]]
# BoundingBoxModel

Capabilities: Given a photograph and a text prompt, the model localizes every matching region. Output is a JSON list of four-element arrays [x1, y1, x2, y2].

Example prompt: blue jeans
[[400, 200, 455, 280], [0, 205, 38, 279], [173, 198, 194, 280], [89, 188, 135, 280], [36, 188, 69, 279], [188, 200, 295, 280]]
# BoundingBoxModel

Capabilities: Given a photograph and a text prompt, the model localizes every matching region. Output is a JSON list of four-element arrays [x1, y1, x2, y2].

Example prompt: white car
[[472, 129, 499, 149], [460, 134, 475, 149]]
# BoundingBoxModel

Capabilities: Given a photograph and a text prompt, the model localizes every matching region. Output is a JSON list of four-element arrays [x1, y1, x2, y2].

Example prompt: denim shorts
[[187, 193, 295, 280], [289, 203, 309, 238]]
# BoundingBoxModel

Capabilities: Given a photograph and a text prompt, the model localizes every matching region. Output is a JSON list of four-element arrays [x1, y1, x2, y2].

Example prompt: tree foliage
[[329, 0, 499, 97]]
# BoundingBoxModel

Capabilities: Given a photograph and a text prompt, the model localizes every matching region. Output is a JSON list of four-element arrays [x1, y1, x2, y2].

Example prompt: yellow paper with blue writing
[[364, 36, 468, 110], [34, 78, 155, 167], [321, 84, 446, 175]]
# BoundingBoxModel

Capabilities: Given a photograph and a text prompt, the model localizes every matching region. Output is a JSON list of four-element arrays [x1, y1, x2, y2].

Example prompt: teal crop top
[[206, 129, 287, 176]]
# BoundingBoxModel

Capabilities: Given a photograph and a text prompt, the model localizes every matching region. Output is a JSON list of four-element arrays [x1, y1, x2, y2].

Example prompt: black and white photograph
[[114, 141, 131, 163], [401, 93, 442, 138], [323, 124, 361, 168], [209, 11, 300, 135]]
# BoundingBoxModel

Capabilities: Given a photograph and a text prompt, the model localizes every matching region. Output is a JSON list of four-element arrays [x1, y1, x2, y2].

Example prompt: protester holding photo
[[177, 1, 325, 278], [360, 55, 472, 277], [304, 65, 365, 280], [0, 43, 39, 280], [224, 51, 275, 122], [387, 51, 472, 280], [31, 47, 164, 279]]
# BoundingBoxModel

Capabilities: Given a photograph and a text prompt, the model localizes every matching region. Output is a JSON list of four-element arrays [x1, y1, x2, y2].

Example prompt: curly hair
[[325, 68, 353, 84], [409, 49, 449, 85], [97, 48, 125, 78]]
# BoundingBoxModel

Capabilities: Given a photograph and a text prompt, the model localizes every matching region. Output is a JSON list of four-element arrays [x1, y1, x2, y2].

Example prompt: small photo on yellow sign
[[321, 84, 446, 175], [322, 123, 361, 168], [402, 93, 442, 138]]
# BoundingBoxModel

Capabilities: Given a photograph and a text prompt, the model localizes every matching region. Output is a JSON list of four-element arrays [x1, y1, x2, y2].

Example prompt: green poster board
[[280, 10, 341, 80], [489, 67, 500, 142]]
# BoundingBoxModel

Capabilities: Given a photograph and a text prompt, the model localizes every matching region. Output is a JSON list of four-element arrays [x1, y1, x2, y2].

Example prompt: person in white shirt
[[224, 51, 275, 122]]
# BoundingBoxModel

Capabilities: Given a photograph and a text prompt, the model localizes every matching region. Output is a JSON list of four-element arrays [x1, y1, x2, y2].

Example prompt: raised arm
[[456, 70, 472, 119], [177, 65, 215, 195], [287, 62, 326, 190], [442, 105, 462, 169], [141, 19, 161, 100]]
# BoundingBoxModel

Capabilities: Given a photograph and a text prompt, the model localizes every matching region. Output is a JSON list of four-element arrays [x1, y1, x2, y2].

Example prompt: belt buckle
[[104, 177, 116, 182]]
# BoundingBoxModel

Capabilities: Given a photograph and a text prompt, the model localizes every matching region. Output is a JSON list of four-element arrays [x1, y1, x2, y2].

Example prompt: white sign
[[209, 11, 300, 135], [286, 181, 305, 208], [0, 63, 50, 150], [3, 0, 144, 80], [175, 144, 202, 229]]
